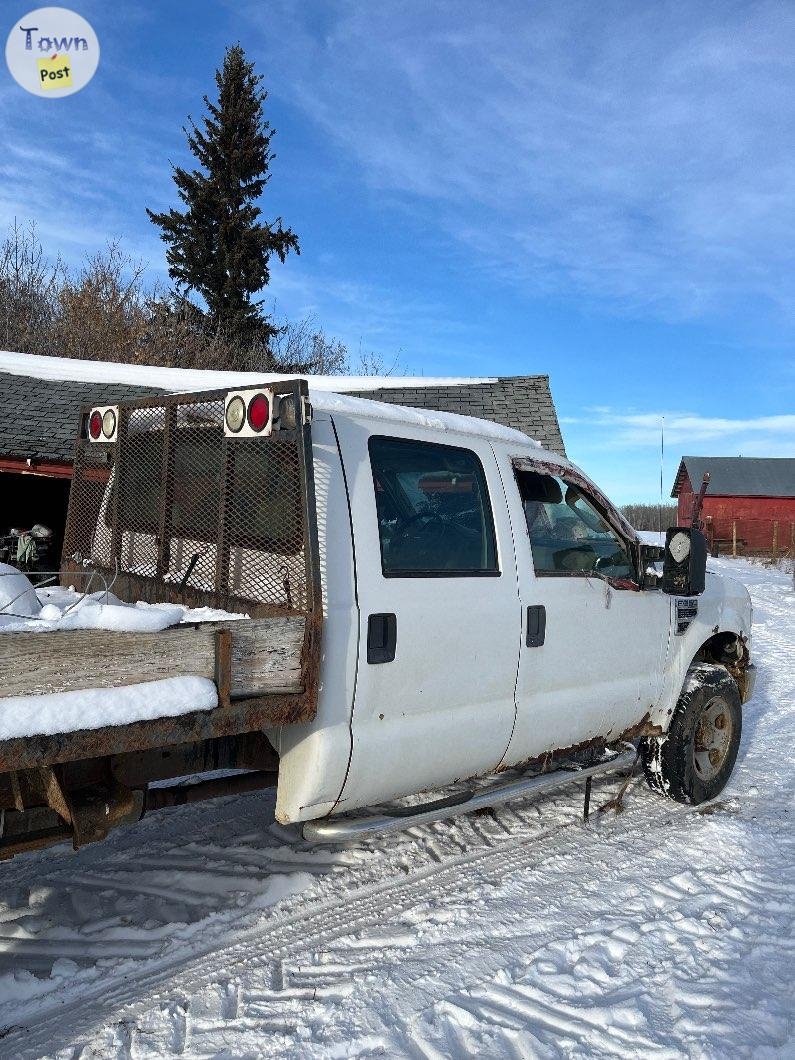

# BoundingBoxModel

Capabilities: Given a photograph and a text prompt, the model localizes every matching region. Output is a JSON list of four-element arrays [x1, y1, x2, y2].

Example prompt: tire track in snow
[[5, 779, 707, 1058]]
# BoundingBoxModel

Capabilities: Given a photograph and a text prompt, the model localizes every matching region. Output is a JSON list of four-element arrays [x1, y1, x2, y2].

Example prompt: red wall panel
[[676, 471, 795, 550]]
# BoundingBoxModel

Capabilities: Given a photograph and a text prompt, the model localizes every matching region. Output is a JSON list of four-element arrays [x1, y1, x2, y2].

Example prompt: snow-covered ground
[[0, 556, 792, 1058]]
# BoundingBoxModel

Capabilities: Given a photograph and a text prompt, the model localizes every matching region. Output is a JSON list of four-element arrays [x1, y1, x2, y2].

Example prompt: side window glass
[[369, 436, 499, 576], [515, 469, 634, 579]]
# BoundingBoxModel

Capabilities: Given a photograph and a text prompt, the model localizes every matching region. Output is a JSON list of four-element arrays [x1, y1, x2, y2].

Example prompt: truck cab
[[272, 399, 754, 829]]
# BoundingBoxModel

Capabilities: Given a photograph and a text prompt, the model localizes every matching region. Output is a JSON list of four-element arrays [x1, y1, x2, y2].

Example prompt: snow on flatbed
[[0, 676, 218, 742], [0, 557, 792, 1057], [0, 574, 249, 739]]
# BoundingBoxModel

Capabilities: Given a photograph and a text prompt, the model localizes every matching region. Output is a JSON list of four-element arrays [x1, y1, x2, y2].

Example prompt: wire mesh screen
[[61, 383, 320, 620]]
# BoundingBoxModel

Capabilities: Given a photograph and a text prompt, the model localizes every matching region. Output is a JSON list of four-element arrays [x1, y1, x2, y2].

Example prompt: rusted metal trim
[[513, 455, 639, 547], [214, 628, 232, 709], [9, 770, 24, 811], [508, 713, 662, 777], [70, 782, 141, 849], [37, 766, 72, 825], [0, 693, 310, 773], [512, 454, 644, 584], [0, 457, 75, 479], [0, 825, 72, 860]]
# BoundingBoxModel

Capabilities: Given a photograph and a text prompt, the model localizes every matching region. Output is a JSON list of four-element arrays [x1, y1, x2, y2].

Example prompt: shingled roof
[[0, 373, 167, 463], [0, 359, 565, 463], [671, 456, 795, 499], [348, 376, 565, 454]]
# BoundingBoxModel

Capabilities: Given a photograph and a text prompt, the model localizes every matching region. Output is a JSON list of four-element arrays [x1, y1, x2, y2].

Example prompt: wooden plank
[[0, 617, 305, 700]]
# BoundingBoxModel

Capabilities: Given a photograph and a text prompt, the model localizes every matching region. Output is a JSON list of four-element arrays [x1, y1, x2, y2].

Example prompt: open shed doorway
[[1, 470, 72, 572]]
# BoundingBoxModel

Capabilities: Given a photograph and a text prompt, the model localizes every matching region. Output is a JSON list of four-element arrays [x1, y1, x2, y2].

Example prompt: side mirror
[[662, 527, 708, 596]]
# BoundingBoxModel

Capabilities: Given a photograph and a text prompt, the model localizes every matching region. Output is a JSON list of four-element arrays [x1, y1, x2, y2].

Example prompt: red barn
[[671, 456, 795, 555]]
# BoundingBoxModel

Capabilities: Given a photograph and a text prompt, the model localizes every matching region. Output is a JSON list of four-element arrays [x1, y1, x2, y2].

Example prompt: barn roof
[[0, 352, 566, 463], [671, 456, 795, 499]]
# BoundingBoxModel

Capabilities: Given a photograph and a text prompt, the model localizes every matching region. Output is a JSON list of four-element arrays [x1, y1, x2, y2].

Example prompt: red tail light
[[89, 410, 102, 439], [247, 393, 270, 432]]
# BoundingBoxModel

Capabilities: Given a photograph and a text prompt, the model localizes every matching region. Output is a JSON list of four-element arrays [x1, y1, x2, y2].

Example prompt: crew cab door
[[499, 457, 670, 765], [331, 418, 521, 812]]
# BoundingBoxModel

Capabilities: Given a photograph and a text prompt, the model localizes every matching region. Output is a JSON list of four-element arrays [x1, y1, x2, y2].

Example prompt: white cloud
[[567, 406, 795, 454], [245, 0, 795, 321]]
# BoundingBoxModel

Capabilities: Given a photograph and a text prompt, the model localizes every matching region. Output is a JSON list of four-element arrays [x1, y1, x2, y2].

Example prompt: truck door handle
[[367, 613, 397, 664], [526, 605, 546, 647]]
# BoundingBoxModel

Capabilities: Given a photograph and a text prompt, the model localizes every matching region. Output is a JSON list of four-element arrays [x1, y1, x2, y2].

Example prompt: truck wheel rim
[[693, 696, 733, 782]]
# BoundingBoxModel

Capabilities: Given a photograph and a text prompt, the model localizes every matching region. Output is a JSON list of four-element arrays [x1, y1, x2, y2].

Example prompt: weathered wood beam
[[0, 617, 305, 700]]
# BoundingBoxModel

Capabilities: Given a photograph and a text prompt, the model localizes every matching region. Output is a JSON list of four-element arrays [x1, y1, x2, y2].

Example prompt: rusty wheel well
[[693, 631, 747, 669], [690, 631, 751, 702]]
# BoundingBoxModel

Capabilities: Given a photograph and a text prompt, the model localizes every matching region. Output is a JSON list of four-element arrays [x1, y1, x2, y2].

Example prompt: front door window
[[515, 469, 634, 579]]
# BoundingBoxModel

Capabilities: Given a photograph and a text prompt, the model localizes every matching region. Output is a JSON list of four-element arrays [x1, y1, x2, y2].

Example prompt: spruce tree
[[147, 45, 298, 347]]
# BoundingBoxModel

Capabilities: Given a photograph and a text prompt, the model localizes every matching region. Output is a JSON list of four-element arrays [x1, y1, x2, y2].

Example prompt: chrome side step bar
[[301, 750, 637, 844]]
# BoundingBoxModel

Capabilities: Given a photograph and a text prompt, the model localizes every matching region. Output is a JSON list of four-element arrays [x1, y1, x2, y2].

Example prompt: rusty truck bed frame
[[0, 381, 322, 857]]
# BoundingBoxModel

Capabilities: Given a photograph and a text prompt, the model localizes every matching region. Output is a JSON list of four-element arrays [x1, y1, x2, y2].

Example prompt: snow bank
[[0, 562, 42, 617], [0, 675, 217, 740]]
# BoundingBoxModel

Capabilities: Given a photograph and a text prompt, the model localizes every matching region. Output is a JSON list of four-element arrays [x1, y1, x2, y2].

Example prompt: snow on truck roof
[[0, 349, 551, 452], [313, 390, 542, 448]]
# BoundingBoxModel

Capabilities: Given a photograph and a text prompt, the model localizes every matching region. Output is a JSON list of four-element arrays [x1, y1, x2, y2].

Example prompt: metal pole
[[732, 520, 737, 558]]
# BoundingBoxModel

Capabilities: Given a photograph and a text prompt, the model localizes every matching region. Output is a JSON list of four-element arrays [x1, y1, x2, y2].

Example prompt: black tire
[[641, 664, 742, 805]]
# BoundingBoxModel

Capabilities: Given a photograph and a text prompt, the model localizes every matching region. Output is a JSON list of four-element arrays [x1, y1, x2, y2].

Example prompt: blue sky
[[2, 0, 794, 503]]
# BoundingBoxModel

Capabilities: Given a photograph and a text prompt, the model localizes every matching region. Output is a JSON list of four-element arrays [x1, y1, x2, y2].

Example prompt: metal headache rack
[[63, 380, 321, 622]]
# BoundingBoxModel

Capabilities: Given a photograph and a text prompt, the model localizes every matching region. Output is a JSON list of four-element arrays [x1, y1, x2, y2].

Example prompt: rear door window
[[369, 436, 499, 576]]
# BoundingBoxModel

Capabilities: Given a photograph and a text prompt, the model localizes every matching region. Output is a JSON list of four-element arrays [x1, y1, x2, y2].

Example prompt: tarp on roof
[[672, 456, 795, 498]]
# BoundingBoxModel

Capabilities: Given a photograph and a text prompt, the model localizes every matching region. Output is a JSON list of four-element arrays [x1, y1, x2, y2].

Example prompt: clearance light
[[277, 395, 297, 430], [223, 388, 274, 438], [247, 392, 270, 432], [102, 408, 116, 439], [274, 394, 312, 431], [225, 395, 246, 433], [88, 405, 118, 442]]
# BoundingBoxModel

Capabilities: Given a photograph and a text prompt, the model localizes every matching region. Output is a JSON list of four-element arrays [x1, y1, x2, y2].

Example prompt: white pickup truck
[[0, 381, 755, 856]]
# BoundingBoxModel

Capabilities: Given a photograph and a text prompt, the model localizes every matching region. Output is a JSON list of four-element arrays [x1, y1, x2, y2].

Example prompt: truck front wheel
[[641, 665, 742, 805]]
